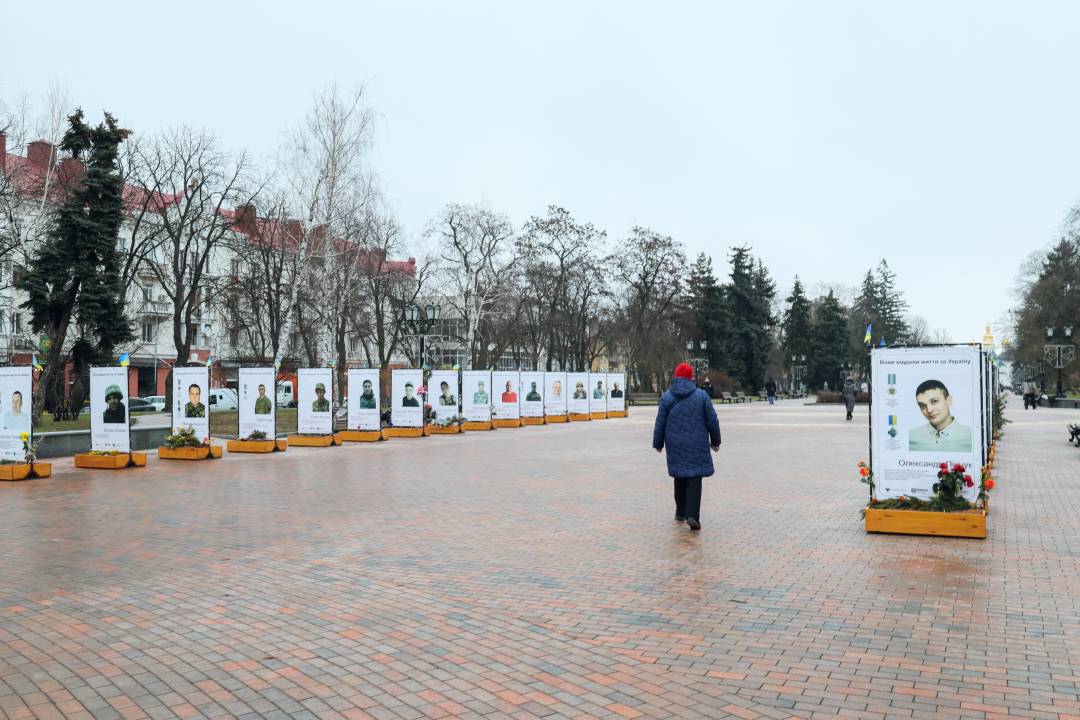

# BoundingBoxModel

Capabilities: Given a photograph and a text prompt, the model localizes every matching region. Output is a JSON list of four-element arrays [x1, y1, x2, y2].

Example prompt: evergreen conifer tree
[[782, 276, 813, 370], [18, 110, 133, 418], [810, 290, 848, 390]]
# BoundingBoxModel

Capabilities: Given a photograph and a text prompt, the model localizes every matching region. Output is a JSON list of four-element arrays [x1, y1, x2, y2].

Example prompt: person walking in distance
[[765, 376, 777, 405], [652, 362, 721, 531], [841, 377, 858, 421]]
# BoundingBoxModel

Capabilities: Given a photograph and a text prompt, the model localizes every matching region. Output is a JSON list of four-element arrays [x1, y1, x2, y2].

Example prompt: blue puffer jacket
[[652, 377, 722, 478]]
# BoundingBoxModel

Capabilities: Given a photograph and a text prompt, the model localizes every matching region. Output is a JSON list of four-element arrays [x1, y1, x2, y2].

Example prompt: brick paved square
[[1, 398, 1078, 719]]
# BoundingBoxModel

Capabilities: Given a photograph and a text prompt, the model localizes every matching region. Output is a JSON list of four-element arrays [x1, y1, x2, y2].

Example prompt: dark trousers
[[674, 477, 702, 520]]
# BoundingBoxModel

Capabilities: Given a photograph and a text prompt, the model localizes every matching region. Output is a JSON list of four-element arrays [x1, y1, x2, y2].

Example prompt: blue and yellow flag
[[863, 324, 872, 344], [879, 337, 886, 348], [887, 415, 897, 426], [118, 353, 130, 367], [31, 354, 44, 371]]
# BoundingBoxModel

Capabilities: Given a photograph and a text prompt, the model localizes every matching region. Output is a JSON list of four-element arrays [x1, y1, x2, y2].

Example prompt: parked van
[[207, 388, 238, 411], [277, 380, 295, 408]]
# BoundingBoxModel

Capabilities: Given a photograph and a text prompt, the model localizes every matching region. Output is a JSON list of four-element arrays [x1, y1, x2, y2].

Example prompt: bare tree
[[429, 203, 518, 369], [127, 127, 256, 367]]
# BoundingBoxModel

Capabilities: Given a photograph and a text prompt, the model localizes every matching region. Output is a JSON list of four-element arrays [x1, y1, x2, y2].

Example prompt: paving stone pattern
[[1, 397, 1079, 719]]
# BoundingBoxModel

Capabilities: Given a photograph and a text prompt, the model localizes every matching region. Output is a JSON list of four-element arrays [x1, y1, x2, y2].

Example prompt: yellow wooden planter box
[[607, 410, 628, 418], [424, 424, 461, 435], [227, 439, 276, 453], [492, 418, 521, 428], [381, 426, 424, 439], [569, 413, 592, 422], [74, 452, 147, 469], [209, 445, 223, 458], [340, 430, 383, 442], [288, 434, 334, 447], [0, 463, 49, 481], [521, 416, 546, 426], [865, 507, 987, 539], [158, 446, 211, 461], [462, 421, 493, 431], [590, 411, 608, 420], [545, 415, 569, 423]]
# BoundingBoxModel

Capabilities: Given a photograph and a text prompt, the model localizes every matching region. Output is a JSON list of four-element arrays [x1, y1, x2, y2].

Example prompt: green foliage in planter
[[164, 426, 207, 449]]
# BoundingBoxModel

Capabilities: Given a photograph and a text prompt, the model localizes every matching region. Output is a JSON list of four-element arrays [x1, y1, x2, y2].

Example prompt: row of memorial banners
[[0, 366, 627, 458], [869, 345, 994, 502]]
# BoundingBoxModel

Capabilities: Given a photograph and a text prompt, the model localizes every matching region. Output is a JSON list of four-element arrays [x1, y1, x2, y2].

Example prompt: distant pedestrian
[[653, 362, 721, 532], [701, 378, 714, 399], [765, 377, 777, 405], [1022, 381, 1037, 410], [841, 377, 858, 421]]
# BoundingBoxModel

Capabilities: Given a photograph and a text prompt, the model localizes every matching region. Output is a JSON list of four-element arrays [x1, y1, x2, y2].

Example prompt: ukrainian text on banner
[[0, 366, 32, 460], [492, 371, 520, 420], [429, 370, 460, 424], [90, 366, 131, 452], [347, 368, 381, 430], [298, 367, 334, 434], [544, 372, 568, 417], [462, 371, 492, 422], [520, 371, 544, 418], [238, 367, 276, 439], [567, 373, 590, 415], [391, 369, 424, 427], [606, 372, 626, 413], [172, 366, 210, 442], [871, 346, 985, 501], [588, 373, 607, 414]]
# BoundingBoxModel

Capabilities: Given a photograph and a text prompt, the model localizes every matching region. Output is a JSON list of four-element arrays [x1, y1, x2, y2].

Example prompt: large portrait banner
[[0, 366, 32, 461], [520, 371, 544, 418], [347, 368, 381, 431], [462, 370, 492, 422], [391, 369, 424, 428], [239, 367, 276, 439], [871, 346, 985, 501], [588, 373, 607, 415], [430, 370, 460, 424], [172, 366, 210, 442], [298, 367, 334, 434], [492, 371, 520, 420], [90, 366, 131, 452], [544, 372, 568, 417], [567, 372, 590, 415], [606, 372, 626, 413]]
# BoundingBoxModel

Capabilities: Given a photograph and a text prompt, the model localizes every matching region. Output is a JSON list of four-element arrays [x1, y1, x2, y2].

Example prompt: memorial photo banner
[[544, 372, 568, 417], [567, 372, 590, 415], [492, 371, 520, 420], [90, 366, 131, 453], [298, 367, 334, 434], [347, 368, 381, 431], [606, 372, 626, 413], [520, 371, 545, 418], [238, 367, 276, 439], [588, 373, 607, 414], [391, 369, 424, 428], [871, 346, 985, 501], [429, 370, 460, 424], [172, 366, 210, 442], [462, 370, 492, 422], [0, 366, 32, 461]]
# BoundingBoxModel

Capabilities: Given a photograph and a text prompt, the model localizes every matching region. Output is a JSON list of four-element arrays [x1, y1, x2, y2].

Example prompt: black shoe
[[675, 515, 685, 522], [686, 518, 701, 531]]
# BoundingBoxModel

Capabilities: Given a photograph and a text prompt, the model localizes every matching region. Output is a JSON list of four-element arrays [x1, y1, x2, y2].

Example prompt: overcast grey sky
[[4, 0, 1079, 342]]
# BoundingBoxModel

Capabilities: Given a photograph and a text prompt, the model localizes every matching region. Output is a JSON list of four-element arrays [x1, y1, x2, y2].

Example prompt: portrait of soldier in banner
[[593, 380, 605, 399], [103, 385, 127, 424], [312, 382, 331, 412], [610, 381, 623, 398], [358, 379, 377, 409], [2, 390, 30, 432], [525, 382, 541, 402], [254, 384, 272, 414], [573, 382, 587, 400], [438, 381, 457, 406], [501, 381, 517, 403], [402, 382, 420, 407], [908, 379, 972, 453], [184, 384, 206, 418], [473, 380, 489, 405], [551, 380, 563, 399]]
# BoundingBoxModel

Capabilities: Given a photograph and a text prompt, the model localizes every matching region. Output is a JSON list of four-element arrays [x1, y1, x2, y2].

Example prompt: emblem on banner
[[887, 414, 898, 437], [887, 372, 897, 396]]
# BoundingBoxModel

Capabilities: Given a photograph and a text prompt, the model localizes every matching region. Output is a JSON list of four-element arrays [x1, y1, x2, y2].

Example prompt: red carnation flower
[[952, 463, 965, 473], [939, 462, 949, 470]]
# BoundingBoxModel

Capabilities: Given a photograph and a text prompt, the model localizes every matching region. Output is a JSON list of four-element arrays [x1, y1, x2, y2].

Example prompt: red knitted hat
[[674, 363, 695, 380]]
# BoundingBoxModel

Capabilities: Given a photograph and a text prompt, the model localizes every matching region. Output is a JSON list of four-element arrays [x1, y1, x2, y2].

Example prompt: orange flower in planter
[[985, 478, 996, 490], [859, 466, 870, 478]]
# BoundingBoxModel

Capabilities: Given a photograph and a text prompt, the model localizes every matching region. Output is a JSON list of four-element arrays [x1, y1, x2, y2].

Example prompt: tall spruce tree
[[810, 290, 848, 390], [723, 246, 775, 389], [19, 110, 133, 418], [782, 276, 813, 371], [874, 259, 909, 344], [686, 253, 726, 370]]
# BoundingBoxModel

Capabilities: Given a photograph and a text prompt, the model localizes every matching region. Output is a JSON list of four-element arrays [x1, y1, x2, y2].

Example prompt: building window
[[349, 335, 360, 354], [229, 327, 240, 347], [142, 321, 155, 343]]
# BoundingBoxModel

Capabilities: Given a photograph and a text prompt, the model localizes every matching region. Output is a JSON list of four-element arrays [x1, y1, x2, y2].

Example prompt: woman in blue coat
[[653, 363, 721, 531]]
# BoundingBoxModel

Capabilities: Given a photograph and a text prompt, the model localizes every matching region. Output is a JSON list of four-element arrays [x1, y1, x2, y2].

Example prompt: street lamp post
[[402, 303, 441, 369], [686, 339, 708, 382], [790, 354, 806, 395], [1044, 326, 1075, 399]]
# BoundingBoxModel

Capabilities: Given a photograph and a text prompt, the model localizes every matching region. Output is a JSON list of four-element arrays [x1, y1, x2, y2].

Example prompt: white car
[[145, 395, 167, 412]]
